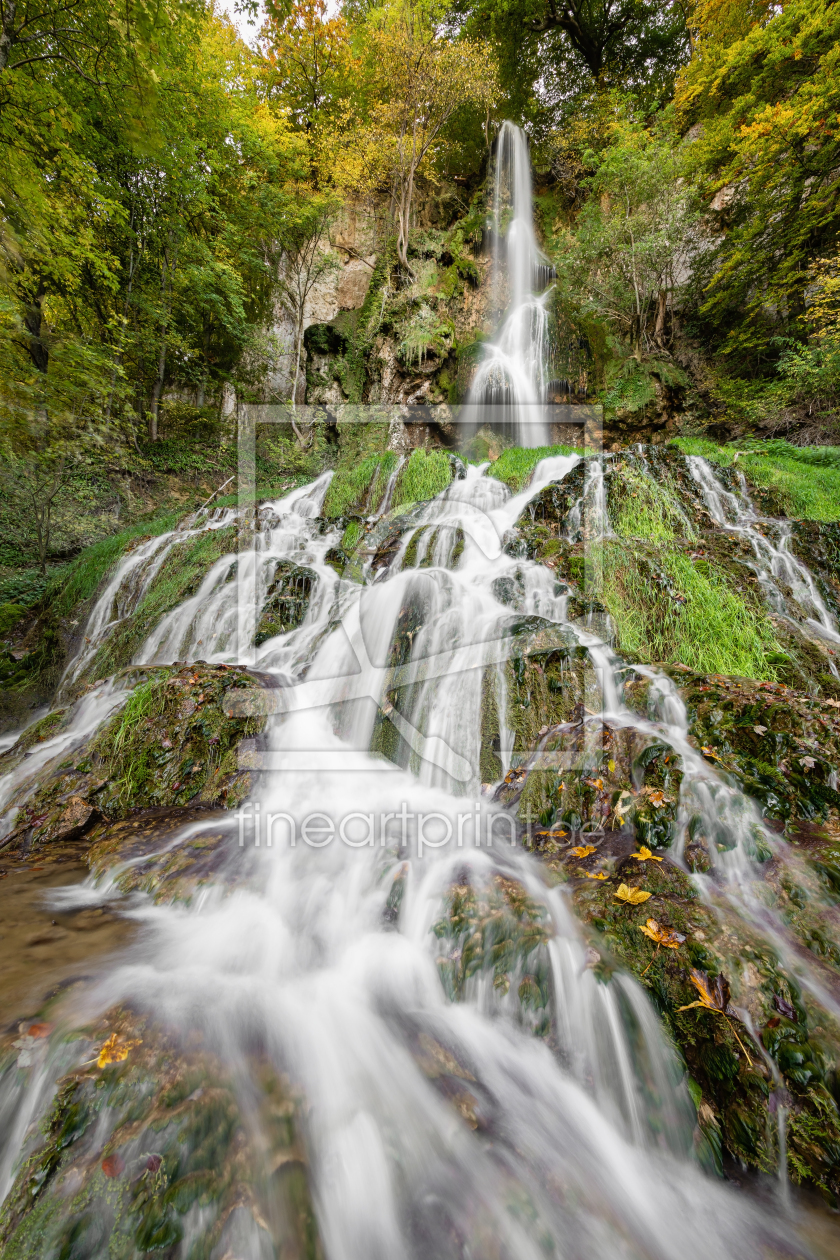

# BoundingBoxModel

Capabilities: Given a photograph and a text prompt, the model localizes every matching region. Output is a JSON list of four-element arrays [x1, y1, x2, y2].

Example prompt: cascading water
[[465, 122, 554, 448], [2, 136, 840, 1255], [0, 455, 833, 1258], [687, 454, 840, 661]]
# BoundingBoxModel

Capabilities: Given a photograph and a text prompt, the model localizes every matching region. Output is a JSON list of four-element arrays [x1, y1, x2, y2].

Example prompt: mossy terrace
[[3, 432, 840, 1214]]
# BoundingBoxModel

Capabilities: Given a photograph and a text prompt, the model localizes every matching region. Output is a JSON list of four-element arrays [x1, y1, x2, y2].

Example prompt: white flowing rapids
[[0, 457, 830, 1259], [464, 121, 554, 448]]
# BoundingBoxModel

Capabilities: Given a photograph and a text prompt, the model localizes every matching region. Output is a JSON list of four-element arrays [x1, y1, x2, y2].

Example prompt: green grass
[[341, 519, 363, 551], [598, 541, 783, 679], [79, 526, 237, 684], [323, 453, 399, 518], [611, 465, 695, 543], [47, 514, 181, 620], [488, 445, 580, 493], [391, 448, 452, 510], [671, 438, 840, 521], [105, 674, 170, 805]]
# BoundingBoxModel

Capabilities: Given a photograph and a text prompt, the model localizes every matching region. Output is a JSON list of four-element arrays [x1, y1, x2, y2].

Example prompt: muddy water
[[0, 842, 135, 1030]]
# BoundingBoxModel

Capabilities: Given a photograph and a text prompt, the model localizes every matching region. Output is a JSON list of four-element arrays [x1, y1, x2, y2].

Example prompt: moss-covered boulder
[[0, 663, 267, 854], [0, 1007, 320, 1258], [255, 562, 315, 645]]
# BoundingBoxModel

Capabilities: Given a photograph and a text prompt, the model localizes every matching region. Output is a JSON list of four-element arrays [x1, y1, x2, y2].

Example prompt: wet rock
[[254, 561, 315, 645], [0, 1009, 320, 1259], [1, 662, 268, 855]]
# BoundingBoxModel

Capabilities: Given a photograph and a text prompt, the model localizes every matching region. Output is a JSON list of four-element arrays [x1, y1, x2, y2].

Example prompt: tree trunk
[[654, 289, 668, 348], [23, 280, 48, 373], [0, 3, 17, 74], [149, 338, 167, 441], [292, 315, 304, 410]]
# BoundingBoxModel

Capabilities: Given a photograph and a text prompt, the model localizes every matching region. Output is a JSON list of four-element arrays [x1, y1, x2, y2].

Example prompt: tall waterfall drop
[[467, 121, 554, 448]]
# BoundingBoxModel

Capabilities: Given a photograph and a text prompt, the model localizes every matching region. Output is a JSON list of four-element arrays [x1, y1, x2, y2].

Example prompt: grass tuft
[[391, 449, 452, 509], [488, 445, 580, 493], [611, 465, 695, 542], [597, 541, 783, 679], [323, 453, 399, 518]]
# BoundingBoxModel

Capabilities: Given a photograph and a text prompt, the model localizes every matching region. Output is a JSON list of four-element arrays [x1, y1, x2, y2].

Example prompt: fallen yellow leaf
[[97, 1033, 141, 1069], [638, 918, 685, 948], [583, 871, 608, 880], [614, 883, 652, 905], [631, 846, 663, 863], [571, 844, 597, 858]]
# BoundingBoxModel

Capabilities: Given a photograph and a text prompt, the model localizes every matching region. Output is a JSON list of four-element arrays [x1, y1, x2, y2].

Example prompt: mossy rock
[[1, 662, 267, 852], [0, 1008, 320, 1258], [255, 561, 315, 645]]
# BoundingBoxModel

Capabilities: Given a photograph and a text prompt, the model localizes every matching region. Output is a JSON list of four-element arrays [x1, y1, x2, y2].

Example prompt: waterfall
[[0, 455, 814, 1259], [687, 454, 840, 661], [465, 122, 554, 449]]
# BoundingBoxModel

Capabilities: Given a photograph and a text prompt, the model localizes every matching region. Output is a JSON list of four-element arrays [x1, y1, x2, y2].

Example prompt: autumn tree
[[350, 2, 498, 273], [261, 0, 354, 143], [676, 0, 840, 368]]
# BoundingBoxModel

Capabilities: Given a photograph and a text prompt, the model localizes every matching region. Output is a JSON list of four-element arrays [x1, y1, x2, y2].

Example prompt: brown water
[[0, 841, 134, 1031]]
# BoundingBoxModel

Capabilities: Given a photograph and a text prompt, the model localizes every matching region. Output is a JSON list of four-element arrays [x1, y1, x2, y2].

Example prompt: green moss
[[598, 541, 783, 679], [0, 602, 26, 636], [391, 449, 452, 509], [0, 1015, 321, 1258], [488, 445, 580, 493]]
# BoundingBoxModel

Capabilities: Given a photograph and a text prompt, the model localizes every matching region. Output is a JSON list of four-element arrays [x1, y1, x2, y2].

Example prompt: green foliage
[[398, 305, 456, 367], [551, 100, 698, 384], [488, 445, 579, 492], [0, 570, 50, 607], [597, 540, 783, 678], [391, 448, 452, 509], [676, 0, 840, 366]]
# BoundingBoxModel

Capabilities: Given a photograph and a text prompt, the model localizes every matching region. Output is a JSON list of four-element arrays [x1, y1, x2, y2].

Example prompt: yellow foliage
[[614, 883, 652, 904], [96, 1033, 141, 1068]]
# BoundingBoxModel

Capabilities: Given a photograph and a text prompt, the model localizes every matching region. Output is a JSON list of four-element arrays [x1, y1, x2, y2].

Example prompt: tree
[[553, 101, 699, 404], [261, 0, 354, 143], [675, 0, 840, 368], [350, 3, 498, 272], [452, 0, 690, 123]]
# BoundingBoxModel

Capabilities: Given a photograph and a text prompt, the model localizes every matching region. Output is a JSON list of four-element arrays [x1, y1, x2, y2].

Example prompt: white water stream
[[465, 122, 553, 448], [2, 126, 839, 1256], [0, 457, 830, 1258]]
